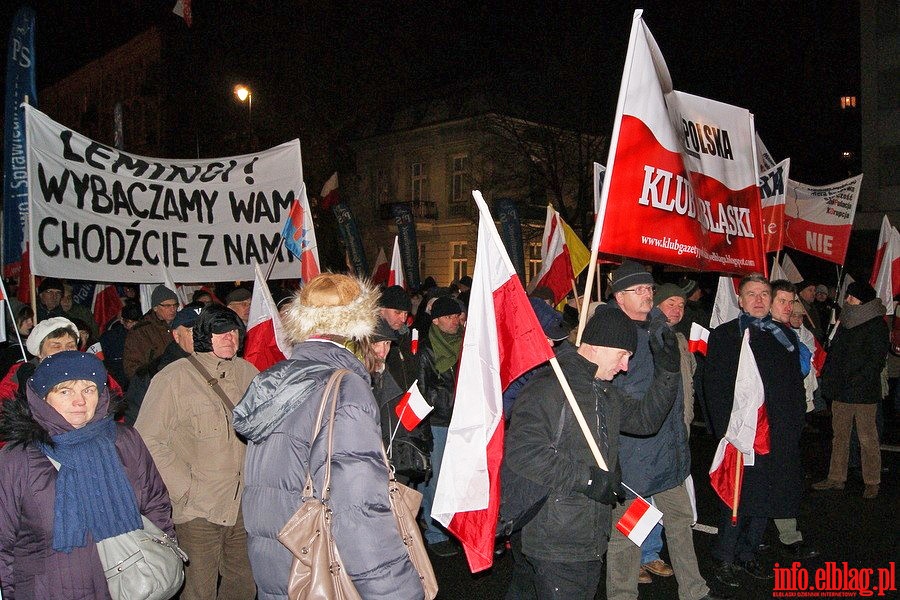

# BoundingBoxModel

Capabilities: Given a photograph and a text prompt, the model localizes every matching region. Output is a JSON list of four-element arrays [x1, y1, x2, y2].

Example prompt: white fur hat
[[25, 317, 79, 357], [282, 273, 378, 343]]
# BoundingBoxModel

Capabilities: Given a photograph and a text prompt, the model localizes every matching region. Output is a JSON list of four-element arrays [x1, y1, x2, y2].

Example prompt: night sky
[[3, 0, 860, 185]]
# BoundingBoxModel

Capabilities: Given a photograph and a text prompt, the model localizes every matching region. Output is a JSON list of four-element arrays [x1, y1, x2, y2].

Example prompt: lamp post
[[234, 84, 253, 148]]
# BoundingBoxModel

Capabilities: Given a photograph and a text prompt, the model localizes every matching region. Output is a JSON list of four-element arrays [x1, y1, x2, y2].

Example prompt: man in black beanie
[[504, 303, 681, 598]]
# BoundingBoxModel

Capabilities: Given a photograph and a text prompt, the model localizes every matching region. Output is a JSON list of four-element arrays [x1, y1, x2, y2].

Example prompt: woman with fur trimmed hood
[[234, 273, 426, 600]]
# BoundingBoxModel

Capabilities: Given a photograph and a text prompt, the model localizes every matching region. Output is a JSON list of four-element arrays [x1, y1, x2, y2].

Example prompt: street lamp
[[234, 84, 253, 147]]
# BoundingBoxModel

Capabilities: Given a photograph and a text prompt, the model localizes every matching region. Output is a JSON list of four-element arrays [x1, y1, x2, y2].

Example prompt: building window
[[451, 242, 468, 281], [450, 154, 470, 203], [839, 96, 857, 109], [411, 162, 427, 202], [526, 242, 542, 285]]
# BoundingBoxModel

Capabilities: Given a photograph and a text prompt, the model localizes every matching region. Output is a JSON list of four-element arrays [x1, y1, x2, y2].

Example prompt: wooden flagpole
[[549, 357, 608, 471]]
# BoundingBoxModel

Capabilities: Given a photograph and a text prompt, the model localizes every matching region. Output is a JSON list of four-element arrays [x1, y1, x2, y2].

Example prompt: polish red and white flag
[[526, 205, 573, 304], [388, 236, 405, 289], [92, 284, 123, 334], [616, 496, 663, 546], [319, 172, 339, 212], [688, 322, 710, 355], [710, 276, 740, 329], [371, 247, 389, 286], [871, 215, 900, 312], [394, 381, 432, 431], [410, 328, 419, 354], [432, 191, 555, 573], [243, 263, 292, 372]]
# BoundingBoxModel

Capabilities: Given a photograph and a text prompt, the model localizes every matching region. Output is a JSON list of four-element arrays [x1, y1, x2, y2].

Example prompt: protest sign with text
[[759, 158, 790, 253], [592, 11, 766, 275], [26, 105, 304, 282], [783, 174, 862, 265]]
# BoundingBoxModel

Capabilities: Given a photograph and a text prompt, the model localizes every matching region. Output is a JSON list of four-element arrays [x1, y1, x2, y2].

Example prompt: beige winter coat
[[136, 351, 258, 526]]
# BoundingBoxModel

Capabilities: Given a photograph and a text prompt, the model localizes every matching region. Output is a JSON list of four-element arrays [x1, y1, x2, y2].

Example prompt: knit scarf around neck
[[429, 325, 462, 374], [739, 312, 795, 352], [40, 416, 142, 553]]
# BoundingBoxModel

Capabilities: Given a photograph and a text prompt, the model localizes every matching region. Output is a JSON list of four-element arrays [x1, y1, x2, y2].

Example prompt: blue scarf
[[738, 313, 795, 353], [40, 416, 143, 553]]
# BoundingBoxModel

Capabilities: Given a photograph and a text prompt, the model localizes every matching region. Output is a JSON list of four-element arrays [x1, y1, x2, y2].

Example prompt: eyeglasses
[[620, 285, 656, 296]]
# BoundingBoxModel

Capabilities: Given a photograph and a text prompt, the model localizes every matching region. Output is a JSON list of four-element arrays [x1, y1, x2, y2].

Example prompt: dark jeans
[[713, 504, 767, 564], [516, 553, 604, 600]]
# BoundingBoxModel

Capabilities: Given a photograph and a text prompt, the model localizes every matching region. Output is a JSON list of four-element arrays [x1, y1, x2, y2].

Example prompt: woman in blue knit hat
[[0, 351, 174, 599]]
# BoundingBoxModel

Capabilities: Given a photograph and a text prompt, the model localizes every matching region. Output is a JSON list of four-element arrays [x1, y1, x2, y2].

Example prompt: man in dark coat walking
[[702, 273, 807, 590]]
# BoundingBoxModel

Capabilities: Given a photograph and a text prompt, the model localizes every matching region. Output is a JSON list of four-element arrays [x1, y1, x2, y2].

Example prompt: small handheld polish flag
[[410, 328, 419, 354], [616, 496, 663, 546], [394, 381, 432, 431], [688, 322, 710, 355]]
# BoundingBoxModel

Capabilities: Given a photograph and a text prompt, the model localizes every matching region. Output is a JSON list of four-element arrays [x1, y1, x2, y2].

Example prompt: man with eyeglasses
[[36, 277, 66, 321], [702, 273, 807, 590], [123, 285, 181, 381], [605, 261, 714, 600]]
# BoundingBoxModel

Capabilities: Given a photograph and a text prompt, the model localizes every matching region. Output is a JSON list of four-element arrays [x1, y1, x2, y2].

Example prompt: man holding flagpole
[[703, 273, 807, 590], [505, 304, 681, 598]]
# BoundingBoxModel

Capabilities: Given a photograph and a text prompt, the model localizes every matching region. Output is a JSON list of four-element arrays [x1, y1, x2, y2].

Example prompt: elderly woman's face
[[46, 379, 99, 429]]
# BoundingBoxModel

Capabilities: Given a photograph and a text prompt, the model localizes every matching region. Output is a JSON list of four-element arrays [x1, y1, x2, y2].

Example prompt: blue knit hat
[[28, 351, 107, 399]]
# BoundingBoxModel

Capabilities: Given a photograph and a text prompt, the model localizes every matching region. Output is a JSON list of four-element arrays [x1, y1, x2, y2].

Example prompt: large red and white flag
[[394, 381, 433, 431], [388, 236, 405, 289], [590, 11, 765, 275], [871, 215, 900, 312], [710, 276, 740, 329], [243, 263, 292, 372], [91, 284, 123, 333], [759, 159, 790, 253], [709, 329, 770, 514], [432, 191, 555, 573], [319, 172, 339, 212], [371, 247, 389, 286], [526, 205, 573, 303], [783, 175, 862, 265]]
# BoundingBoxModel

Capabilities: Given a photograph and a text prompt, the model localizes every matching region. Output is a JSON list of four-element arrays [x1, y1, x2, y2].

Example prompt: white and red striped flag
[[91, 284, 123, 334], [688, 322, 710, 355], [709, 329, 770, 519], [526, 205, 573, 304], [410, 328, 419, 354], [615, 496, 663, 546], [371, 247, 389, 287], [319, 172, 339, 212], [243, 263, 293, 372], [871, 215, 900, 313], [394, 381, 432, 431], [388, 236, 405, 289], [432, 191, 555, 573], [710, 276, 741, 329]]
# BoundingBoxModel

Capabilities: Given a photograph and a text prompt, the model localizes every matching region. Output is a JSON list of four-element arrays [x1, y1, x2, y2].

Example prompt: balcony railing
[[379, 200, 439, 221]]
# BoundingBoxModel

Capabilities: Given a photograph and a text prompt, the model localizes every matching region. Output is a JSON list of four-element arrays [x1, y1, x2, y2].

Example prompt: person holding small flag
[[504, 304, 681, 599]]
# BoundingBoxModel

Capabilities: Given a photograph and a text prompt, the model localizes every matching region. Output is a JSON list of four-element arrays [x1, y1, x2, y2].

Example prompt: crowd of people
[[0, 261, 894, 599]]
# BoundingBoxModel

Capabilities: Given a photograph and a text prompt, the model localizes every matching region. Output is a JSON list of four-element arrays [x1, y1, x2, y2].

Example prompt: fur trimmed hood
[[281, 274, 379, 344]]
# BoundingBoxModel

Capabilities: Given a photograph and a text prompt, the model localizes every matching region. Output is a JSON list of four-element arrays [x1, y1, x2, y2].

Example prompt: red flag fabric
[[388, 236, 405, 289], [709, 329, 771, 511], [759, 159, 790, 253], [526, 205, 573, 304], [281, 186, 320, 283], [243, 264, 292, 372], [688, 322, 710, 355], [319, 172, 339, 212], [410, 328, 419, 355], [615, 496, 663, 546], [394, 383, 433, 431], [590, 11, 765, 275], [91, 284, 123, 334], [871, 215, 900, 312], [371, 247, 389, 286], [782, 175, 862, 266], [431, 191, 555, 573]]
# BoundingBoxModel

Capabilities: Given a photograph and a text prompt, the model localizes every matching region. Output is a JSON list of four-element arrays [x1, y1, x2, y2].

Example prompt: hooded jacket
[[234, 340, 423, 600], [0, 390, 173, 599], [821, 299, 889, 405]]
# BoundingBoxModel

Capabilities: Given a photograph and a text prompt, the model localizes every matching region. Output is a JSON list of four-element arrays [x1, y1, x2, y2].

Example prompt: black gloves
[[578, 465, 624, 506], [650, 324, 680, 373]]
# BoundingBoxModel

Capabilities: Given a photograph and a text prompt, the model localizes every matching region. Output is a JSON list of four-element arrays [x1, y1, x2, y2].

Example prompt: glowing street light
[[234, 84, 253, 147]]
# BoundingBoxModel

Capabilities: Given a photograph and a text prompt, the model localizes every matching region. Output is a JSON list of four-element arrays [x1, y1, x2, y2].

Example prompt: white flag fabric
[[710, 276, 740, 329], [389, 236, 405, 289]]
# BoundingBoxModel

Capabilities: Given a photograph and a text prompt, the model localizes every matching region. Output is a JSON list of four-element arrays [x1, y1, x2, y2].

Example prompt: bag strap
[[304, 369, 350, 502], [186, 354, 234, 411]]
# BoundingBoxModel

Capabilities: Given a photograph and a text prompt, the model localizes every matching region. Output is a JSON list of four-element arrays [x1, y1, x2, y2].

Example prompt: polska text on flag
[[431, 191, 555, 573]]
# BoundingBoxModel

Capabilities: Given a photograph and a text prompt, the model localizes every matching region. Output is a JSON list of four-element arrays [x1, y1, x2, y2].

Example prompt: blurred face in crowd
[[227, 300, 251, 324], [433, 313, 462, 335], [380, 308, 409, 332], [211, 330, 239, 359], [770, 290, 796, 324], [38, 333, 78, 360], [40, 288, 63, 311], [18, 315, 34, 336], [60, 288, 74, 312], [845, 294, 861, 306], [579, 343, 631, 381], [739, 281, 772, 319], [615, 284, 655, 321], [657, 296, 685, 326], [371, 340, 391, 361], [46, 379, 99, 429], [789, 305, 806, 329], [153, 300, 179, 325], [815, 289, 828, 303], [798, 286, 816, 303], [172, 326, 194, 354]]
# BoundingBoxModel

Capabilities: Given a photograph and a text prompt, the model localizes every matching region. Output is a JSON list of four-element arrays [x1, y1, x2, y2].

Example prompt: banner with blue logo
[[332, 201, 369, 278], [390, 203, 421, 290], [494, 198, 525, 281]]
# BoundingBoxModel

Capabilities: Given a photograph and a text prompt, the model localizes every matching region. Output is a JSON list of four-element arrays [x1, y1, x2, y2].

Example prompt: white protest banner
[[26, 105, 304, 282], [783, 174, 862, 265]]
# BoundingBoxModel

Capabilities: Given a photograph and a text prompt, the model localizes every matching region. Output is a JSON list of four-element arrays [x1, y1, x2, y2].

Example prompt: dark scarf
[[429, 325, 462, 374], [738, 313, 795, 352], [840, 299, 886, 329], [40, 416, 142, 553]]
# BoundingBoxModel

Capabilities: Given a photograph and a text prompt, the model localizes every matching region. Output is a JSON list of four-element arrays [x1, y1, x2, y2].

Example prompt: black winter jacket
[[417, 335, 457, 427]]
